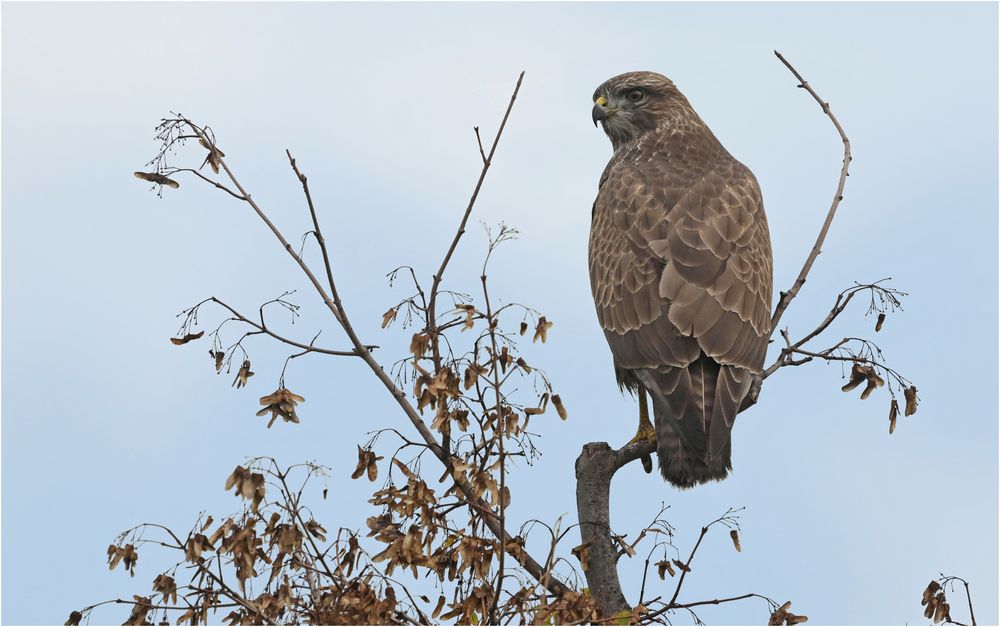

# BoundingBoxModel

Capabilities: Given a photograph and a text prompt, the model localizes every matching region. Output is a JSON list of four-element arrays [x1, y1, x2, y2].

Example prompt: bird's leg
[[628, 386, 656, 474]]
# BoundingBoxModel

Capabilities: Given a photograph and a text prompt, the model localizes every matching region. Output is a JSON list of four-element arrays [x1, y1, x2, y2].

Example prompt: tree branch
[[424, 72, 525, 408], [209, 296, 367, 357], [768, 50, 852, 333]]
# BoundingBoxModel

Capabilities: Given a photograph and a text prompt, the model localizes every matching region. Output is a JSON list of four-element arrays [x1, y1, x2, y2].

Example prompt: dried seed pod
[[381, 307, 397, 328], [860, 369, 884, 399], [134, 171, 180, 188], [922, 580, 941, 605], [552, 394, 568, 420], [170, 331, 204, 345], [533, 316, 553, 343], [904, 385, 919, 416], [842, 363, 867, 392], [656, 559, 675, 578], [571, 542, 592, 572]]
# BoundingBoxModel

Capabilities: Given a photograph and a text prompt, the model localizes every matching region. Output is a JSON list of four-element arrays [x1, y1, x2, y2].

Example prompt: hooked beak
[[592, 103, 607, 126], [592, 95, 611, 127]]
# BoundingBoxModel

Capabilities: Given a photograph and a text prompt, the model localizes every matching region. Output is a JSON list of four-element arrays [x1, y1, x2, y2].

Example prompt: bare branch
[[768, 50, 853, 333], [210, 296, 367, 357], [425, 72, 525, 366]]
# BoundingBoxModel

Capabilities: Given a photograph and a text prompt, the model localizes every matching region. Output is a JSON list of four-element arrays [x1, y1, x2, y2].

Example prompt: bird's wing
[[590, 156, 773, 373], [656, 163, 773, 370]]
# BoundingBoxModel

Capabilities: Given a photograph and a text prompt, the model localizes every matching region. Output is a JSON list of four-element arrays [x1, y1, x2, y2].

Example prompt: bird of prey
[[589, 71, 773, 488]]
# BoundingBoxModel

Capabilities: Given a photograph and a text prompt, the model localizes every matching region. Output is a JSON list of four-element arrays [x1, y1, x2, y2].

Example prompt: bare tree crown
[[76, 54, 969, 627]]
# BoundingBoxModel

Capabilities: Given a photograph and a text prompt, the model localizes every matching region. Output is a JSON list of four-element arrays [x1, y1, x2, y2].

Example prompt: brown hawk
[[589, 71, 773, 488]]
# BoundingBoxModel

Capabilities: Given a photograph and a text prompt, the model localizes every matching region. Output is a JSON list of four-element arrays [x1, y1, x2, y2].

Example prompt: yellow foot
[[627, 420, 657, 474], [628, 387, 656, 474], [627, 419, 657, 446]]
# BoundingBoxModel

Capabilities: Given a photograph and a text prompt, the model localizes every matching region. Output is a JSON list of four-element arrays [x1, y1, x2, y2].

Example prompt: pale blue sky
[[2, 2, 997, 625]]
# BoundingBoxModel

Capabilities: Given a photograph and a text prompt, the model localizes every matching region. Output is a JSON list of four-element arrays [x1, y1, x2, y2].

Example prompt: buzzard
[[589, 71, 773, 488]]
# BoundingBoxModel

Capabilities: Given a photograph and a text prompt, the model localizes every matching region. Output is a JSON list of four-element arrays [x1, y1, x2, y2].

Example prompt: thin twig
[[210, 297, 366, 356], [424, 72, 525, 377], [768, 50, 852, 334], [286, 150, 344, 326]]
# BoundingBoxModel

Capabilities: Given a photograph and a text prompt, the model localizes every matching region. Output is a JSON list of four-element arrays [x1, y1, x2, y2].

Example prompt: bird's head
[[592, 71, 692, 150]]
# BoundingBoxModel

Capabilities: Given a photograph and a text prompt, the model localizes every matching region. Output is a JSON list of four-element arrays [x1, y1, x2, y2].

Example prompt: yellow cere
[[595, 96, 608, 106]]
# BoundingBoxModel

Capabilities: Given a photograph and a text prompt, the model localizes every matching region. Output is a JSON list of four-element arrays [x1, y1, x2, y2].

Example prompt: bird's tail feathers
[[637, 358, 750, 489]]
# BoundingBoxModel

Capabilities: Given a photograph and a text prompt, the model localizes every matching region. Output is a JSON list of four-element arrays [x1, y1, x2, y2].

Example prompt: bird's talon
[[627, 421, 657, 447]]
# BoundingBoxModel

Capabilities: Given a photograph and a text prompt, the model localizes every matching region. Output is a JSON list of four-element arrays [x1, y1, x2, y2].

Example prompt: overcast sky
[[2, 2, 997, 625]]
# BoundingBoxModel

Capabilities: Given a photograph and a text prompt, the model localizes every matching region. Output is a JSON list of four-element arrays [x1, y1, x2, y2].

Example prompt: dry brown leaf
[[552, 394, 568, 420], [392, 458, 416, 480], [432, 595, 446, 619], [106, 545, 123, 571], [256, 387, 304, 427], [232, 360, 254, 388], [351, 446, 368, 480], [170, 331, 204, 345], [123, 596, 152, 626], [656, 559, 676, 578], [889, 399, 899, 434], [198, 137, 225, 174], [305, 519, 328, 542], [409, 333, 430, 359], [209, 350, 225, 372], [613, 534, 635, 558], [571, 542, 592, 572], [904, 385, 918, 416], [875, 312, 886, 332], [463, 364, 485, 390], [381, 307, 398, 329], [533, 316, 553, 343], [65, 611, 82, 626], [197, 137, 223, 154], [860, 368, 885, 400], [841, 363, 867, 392], [456, 304, 476, 331], [922, 580, 941, 606], [672, 558, 690, 573], [134, 171, 179, 188], [519, 322, 528, 336], [934, 602, 949, 624], [152, 573, 178, 605], [768, 600, 808, 626], [730, 529, 741, 552]]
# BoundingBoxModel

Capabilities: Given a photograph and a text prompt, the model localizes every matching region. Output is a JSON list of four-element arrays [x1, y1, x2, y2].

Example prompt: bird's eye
[[626, 89, 644, 103]]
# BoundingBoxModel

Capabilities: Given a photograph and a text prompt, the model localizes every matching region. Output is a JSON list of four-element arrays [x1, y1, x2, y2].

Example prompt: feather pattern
[[589, 71, 773, 488]]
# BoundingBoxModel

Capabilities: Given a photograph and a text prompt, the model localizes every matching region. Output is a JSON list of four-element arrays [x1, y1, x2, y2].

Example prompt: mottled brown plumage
[[589, 71, 773, 488]]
